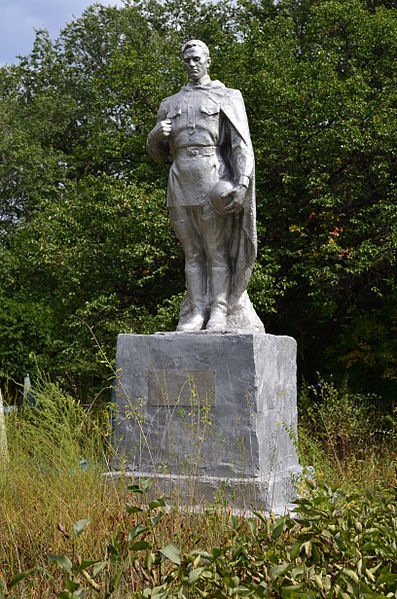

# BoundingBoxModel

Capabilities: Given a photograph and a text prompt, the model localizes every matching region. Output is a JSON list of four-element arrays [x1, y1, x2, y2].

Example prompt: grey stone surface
[[113, 332, 301, 513], [147, 39, 263, 333]]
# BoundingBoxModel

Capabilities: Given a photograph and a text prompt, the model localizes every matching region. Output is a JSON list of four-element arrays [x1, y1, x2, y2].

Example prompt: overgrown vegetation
[[0, 380, 395, 597], [1, 1, 396, 592], [298, 379, 397, 488], [0, 0, 396, 402]]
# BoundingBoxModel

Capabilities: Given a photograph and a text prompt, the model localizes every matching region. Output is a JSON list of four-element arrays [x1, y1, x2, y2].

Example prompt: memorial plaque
[[148, 369, 215, 406]]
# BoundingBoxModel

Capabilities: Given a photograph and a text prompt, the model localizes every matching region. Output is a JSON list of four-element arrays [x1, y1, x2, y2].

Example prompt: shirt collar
[[187, 75, 212, 88]]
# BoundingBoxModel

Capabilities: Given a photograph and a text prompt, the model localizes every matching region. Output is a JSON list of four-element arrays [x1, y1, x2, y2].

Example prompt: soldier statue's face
[[183, 46, 211, 82]]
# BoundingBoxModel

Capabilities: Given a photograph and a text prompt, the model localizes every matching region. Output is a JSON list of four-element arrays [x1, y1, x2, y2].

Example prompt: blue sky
[[0, 0, 125, 65]]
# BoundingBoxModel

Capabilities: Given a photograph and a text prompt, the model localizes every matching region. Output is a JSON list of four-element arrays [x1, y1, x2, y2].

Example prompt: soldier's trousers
[[169, 204, 229, 270]]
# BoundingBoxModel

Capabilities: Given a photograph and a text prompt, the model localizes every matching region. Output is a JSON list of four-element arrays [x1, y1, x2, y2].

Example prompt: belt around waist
[[175, 146, 220, 157]]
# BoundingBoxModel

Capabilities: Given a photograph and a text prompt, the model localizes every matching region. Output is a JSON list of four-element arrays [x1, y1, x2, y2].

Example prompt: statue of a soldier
[[147, 40, 264, 333]]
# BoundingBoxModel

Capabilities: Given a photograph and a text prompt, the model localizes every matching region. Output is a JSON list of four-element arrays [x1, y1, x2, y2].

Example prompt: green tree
[[0, 0, 396, 401], [229, 0, 397, 396]]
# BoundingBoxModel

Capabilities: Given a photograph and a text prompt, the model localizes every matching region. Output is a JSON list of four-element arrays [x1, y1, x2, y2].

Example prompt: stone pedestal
[[112, 332, 301, 513]]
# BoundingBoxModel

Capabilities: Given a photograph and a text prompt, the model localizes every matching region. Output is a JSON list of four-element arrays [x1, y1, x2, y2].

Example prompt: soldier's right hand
[[159, 119, 172, 137]]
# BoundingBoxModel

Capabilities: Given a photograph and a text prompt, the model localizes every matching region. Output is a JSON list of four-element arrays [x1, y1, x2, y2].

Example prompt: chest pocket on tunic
[[199, 102, 220, 144], [200, 102, 220, 118]]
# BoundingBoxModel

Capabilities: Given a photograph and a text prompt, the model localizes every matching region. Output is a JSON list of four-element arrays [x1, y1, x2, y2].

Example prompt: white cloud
[[0, 0, 125, 65]]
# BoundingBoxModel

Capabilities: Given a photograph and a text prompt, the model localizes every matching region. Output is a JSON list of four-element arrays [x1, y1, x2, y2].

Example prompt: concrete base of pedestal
[[112, 332, 301, 513]]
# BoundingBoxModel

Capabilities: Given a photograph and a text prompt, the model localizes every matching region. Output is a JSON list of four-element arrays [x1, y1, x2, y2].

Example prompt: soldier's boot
[[206, 267, 229, 331], [177, 266, 205, 331]]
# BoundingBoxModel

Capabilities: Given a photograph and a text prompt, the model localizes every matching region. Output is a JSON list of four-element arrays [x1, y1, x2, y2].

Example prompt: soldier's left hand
[[223, 185, 247, 214]]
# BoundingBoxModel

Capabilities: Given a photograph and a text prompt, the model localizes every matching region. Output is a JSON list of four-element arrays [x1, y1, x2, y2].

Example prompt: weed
[[0, 377, 396, 597], [298, 377, 396, 490]]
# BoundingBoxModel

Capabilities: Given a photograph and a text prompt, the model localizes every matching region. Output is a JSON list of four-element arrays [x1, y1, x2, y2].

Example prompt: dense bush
[[144, 484, 397, 598]]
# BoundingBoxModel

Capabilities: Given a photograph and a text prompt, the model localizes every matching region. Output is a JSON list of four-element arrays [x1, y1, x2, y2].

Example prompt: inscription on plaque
[[148, 369, 215, 406]]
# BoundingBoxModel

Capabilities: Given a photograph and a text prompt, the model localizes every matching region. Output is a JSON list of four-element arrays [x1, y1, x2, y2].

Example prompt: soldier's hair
[[181, 39, 210, 57]]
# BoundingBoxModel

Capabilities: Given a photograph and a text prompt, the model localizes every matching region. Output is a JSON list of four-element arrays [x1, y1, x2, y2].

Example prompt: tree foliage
[[0, 0, 396, 400]]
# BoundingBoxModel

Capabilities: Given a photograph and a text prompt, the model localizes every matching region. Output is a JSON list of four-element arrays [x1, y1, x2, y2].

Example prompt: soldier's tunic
[[147, 76, 253, 208]]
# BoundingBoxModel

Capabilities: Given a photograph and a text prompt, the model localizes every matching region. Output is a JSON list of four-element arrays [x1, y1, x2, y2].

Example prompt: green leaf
[[291, 565, 306, 579], [313, 574, 323, 591], [280, 584, 305, 596], [107, 543, 120, 560], [110, 569, 123, 592], [290, 543, 301, 561], [301, 541, 312, 558], [73, 519, 90, 537], [125, 501, 143, 514], [270, 563, 290, 581], [48, 554, 73, 572], [128, 524, 148, 542], [378, 572, 397, 586], [211, 548, 222, 560], [127, 484, 144, 494], [189, 567, 206, 584], [160, 543, 181, 565], [8, 568, 36, 589], [149, 498, 166, 510], [341, 569, 359, 584], [73, 559, 102, 575], [140, 478, 154, 492], [312, 543, 320, 563], [65, 576, 80, 592], [252, 510, 268, 524], [93, 561, 107, 578], [271, 517, 286, 541], [144, 585, 167, 598], [145, 551, 155, 571], [130, 540, 150, 551], [151, 512, 164, 526]]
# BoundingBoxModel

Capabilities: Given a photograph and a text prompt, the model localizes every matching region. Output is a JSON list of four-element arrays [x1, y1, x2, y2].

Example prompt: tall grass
[[0, 380, 238, 596], [0, 379, 116, 595], [298, 378, 396, 491], [0, 377, 395, 596]]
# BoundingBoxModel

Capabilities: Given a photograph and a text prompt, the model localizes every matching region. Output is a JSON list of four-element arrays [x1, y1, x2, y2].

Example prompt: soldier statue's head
[[182, 39, 211, 82]]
